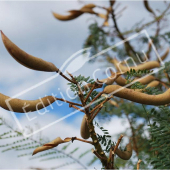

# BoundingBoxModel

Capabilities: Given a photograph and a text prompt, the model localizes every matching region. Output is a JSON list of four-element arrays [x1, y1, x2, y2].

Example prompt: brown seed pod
[[138, 75, 156, 84], [80, 115, 90, 139], [0, 92, 56, 113], [32, 137, 71, 155], [143, 0, 155, 15], [157, 48, 170, 62], [53, 4, 96, 21], [81, 4, 96, 9], [115, 75, 155, 86], [53, 3, 106, 21], [115, 76, 127, 86], [104, 84, 170, 105], [112, 58, 160, 72], [146, 80, 160, 88], [115, 142, 132, 160], [53, 10, 83, 21], [134, 80, 160, 92], [1, 31, 59, 72]]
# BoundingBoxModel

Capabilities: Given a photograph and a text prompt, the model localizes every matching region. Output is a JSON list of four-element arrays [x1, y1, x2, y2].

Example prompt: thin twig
[[109, 134, 124, 168], [89, 91, 104, 107], [57, 70, 76, 84], [55, 97, 82, 107], [73, 137, 94, 145], [137, 159, 142, 170], [90, 95, 112, 114], [84, 83, 96, 103], [90, 105, 103, 122], [91, 149, 107, 160], [69, 104, 85, 113], [109, 0, 135, 55]]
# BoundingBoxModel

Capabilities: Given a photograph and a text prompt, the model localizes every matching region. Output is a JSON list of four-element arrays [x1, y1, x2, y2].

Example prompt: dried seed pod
[[115, 142, 132, 160], [115, 76, 127, 86], [115, 75, 155, 86], [134, 80, 160, 92], [157, 48, 170, 62], [32, 137, 71, 155], [138, 75, 155, 84], [53, 10, 83, 21], [143, 0, 155, 15], [1, 31, 59, 72], [53, 3, 106, 21], [81, 4, 96, 9], [146, 80, 160, 88], [104, 84, 170, 105], [0, 92, 56, 113], [53, 3, 96, 21], [80, 115, 90, 139], [112, 58, 160, 72]]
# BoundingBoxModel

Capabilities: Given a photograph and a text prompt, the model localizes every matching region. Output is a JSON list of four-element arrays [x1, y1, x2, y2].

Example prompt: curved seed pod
[[115, 76, 127, 86], [104, 84, 170, 105], [143, 0, 155, 15], [53, 4, 95, 21], [1, 31, 59, 72], [53, 10, 83, 21], [0, 92, 56, 113], [53, 4, 106, 21], [115, 142, 132, 160], [134, 80, 160, 92], [138, 75, 155, 84], [115, 75, 155, 86], [81, 4, 96, 9], [157, 48, 170, 62], [146, 80, 160, 88], [112, 58, 160, 72], [32, 137, 71, 155], [80, 115, 90, 139]]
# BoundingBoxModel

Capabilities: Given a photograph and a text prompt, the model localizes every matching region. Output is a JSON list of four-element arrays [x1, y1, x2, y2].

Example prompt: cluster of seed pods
[[1, 1, 170, 164]]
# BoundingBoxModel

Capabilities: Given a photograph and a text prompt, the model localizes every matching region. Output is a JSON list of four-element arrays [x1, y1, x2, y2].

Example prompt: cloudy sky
[[0, 1, 169, 169]]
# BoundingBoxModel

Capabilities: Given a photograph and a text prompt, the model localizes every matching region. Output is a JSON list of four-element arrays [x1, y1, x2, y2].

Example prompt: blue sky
[[0, 1, 169, 169]]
